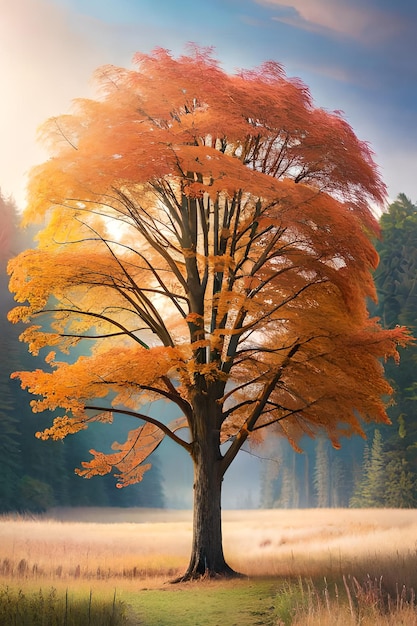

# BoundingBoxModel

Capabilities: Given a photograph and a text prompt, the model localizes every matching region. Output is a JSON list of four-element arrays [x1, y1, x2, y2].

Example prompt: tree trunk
[[173, 396, 241, 581]]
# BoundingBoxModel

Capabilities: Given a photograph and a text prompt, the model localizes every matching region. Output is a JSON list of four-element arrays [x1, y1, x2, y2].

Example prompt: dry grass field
[[1, 507, 417, 582], [1, 507, 417, 624]]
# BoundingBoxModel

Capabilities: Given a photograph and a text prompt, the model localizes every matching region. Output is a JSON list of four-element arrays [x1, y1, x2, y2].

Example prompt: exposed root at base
[[170, 568, 245, 584]]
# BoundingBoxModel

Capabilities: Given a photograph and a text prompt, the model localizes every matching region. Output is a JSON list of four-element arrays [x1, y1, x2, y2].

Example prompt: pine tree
[[314, 437, 330, 507], [350, 430, 386, 507], [259, 457, 281, 509], [274, 467, 294, 509], [384, 456, 417, 508], [329, 456, 343, 507]]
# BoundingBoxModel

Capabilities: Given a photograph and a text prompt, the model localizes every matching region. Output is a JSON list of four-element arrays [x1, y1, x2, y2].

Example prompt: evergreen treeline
[[349, 194, 417, 507], [0, 192, 164, 512], [259, 435, 365, 508], [260, 194, 417, 508]]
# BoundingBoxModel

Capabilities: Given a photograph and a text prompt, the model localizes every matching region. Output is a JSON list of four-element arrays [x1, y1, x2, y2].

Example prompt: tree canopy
[[8, 47, 410, 578]]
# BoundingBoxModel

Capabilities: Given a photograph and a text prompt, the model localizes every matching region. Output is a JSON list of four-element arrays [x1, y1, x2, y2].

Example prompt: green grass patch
[[123, 579, 286, 626], [0, 584, 127, 626]]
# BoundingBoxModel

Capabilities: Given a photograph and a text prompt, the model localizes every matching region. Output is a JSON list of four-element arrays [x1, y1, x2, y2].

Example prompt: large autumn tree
[[8, 47, 410, 580]]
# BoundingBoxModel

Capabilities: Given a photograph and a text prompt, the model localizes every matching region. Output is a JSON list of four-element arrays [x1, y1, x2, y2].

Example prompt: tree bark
[[173, 393, 241, 581]]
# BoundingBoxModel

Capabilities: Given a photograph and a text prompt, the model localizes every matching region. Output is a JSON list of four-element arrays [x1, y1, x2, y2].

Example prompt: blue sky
[[2, 0, 417, 209]]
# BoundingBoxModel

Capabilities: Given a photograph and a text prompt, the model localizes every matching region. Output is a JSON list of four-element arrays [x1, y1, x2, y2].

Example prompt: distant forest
[[0, 192, 164, 512], [1, 192, 417, 512]]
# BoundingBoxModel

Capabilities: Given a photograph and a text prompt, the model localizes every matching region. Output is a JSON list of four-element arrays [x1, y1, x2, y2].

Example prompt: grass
[[119, 575, 417, 625], [123, 579, 279, 626], [0, 584, 127, 625], [1, 507, 417, 624]]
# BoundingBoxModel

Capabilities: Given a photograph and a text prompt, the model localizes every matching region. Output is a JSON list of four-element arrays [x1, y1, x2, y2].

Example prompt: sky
[[1, 0, 417, 210]]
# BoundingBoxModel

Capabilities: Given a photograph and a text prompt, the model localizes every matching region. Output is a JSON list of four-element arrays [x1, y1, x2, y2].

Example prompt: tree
[[350, 442, 371, 507], [314, 436, 330, 507], [374, 194, 417, 329], [372, 194, 417, 505], [350, 429, 386, 507], [0, 190, 18, 265], [384, 456, 417, 507], [8, 47, 410, 580]]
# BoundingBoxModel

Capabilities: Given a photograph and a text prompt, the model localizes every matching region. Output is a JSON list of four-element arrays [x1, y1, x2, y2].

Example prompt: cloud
[[254, 0, 406, 42]]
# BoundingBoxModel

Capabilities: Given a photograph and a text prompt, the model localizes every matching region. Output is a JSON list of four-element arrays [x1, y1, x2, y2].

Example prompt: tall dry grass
[[275, 575, 417, 626], [1, 507, 416, 590]]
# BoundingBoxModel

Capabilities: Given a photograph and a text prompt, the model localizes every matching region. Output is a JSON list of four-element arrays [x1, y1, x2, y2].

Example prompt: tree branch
[[84, 405, 192, 452], [221, 341, 301, 473]]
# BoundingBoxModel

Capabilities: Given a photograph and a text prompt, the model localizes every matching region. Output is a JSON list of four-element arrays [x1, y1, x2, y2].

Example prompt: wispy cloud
[[254, 0, 405, 42]]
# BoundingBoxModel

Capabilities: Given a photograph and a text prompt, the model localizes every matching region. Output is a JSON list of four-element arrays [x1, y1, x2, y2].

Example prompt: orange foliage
[[8, 46, 411, 486]]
